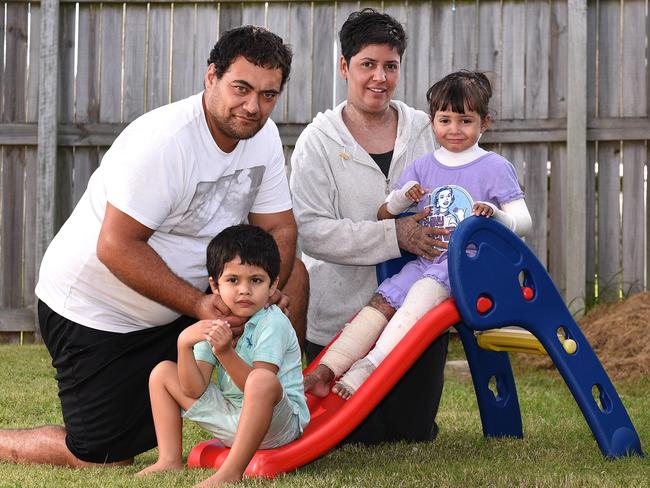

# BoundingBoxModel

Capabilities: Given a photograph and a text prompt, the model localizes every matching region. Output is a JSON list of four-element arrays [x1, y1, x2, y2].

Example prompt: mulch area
[[521, 291, 650, 380]]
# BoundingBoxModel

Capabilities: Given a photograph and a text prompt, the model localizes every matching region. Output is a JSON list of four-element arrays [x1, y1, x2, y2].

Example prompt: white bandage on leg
[[367, 277, 448, 366], [320, 306, 388, 377]]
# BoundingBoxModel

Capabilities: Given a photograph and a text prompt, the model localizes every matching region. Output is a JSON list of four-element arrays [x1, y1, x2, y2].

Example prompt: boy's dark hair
[[339, 8, 407, 64], [426, 70, 493, 120], [207, 25, 293, 91], [207, 224, 281, 283]]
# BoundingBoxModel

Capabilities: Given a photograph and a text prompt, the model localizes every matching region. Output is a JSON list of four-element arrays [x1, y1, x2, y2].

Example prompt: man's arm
[[248, 209, 297, 289], [96, 203, 239, 321]]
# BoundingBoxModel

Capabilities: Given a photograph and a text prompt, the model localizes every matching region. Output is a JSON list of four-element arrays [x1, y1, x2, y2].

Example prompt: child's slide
[[188, 299, 461, 478]]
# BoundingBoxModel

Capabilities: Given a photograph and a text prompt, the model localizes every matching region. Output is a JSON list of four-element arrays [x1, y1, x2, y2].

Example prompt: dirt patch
[[522, 291, 650, 380]]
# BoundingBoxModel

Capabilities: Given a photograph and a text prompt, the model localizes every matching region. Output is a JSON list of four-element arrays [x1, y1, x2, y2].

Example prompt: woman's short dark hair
[[207, 25, 293, 91], [207, 224, 281, 283], [339, 8, 407, 64], [426, 70, 493, 120]]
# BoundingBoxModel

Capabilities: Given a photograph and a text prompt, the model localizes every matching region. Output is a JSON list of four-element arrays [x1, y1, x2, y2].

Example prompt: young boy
[[136, 224, 309, 485]]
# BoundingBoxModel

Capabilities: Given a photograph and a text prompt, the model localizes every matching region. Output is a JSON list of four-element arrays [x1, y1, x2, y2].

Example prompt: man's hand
[[395, 208, 450, 260], [268, 289, 290, 316], [194, 294, 246, 338], [206, 320, 234, 356]]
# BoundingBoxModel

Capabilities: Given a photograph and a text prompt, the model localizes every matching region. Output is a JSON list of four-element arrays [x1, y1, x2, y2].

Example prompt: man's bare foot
[[135, 460, 184, 476], [303, 364, 335, 397], [194, 468, 242, 486], [332, 357, 376, 399]]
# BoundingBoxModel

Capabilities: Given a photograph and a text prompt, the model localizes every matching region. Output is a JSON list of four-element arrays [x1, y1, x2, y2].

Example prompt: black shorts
[[38, 300, 194, 463]]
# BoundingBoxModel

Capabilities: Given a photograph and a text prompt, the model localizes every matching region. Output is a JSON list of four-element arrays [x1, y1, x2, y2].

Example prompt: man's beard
[[216, 114, 265, 140]]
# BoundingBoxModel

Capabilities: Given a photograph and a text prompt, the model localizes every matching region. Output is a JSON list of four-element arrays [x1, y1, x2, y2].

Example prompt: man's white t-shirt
[[36, 93, 292, 333]]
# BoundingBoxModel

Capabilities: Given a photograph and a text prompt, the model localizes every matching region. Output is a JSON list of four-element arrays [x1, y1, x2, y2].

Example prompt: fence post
[[35, 0, 59, 334], [565, 0, 588, 313]]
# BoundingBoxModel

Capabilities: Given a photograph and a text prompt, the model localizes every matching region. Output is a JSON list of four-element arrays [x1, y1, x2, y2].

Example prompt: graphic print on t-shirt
[[421, 185, 473, 247], [171, 166, 266, 236]]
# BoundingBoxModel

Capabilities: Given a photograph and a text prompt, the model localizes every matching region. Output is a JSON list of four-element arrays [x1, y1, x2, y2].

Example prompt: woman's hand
[[395, 208, 450, 260]]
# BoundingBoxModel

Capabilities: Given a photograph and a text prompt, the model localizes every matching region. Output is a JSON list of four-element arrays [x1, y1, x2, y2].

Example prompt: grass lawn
[[1, 338, 648, 487]]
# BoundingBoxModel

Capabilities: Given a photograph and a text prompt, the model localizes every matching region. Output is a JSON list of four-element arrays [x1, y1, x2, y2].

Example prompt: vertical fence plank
[[123, 4, 147, 122], [477, 0, 502, 115], [453, 0, 478, 71], [171, 3, 195, 102], [501, 0, 525, 119], [621, 144, 645, 295], [76, 3, 102, 205], [404, 1, 433, 111], [241, 1, 265, 26], [548, 0, 568, 288], [194, 4, 219, 90], [524, 144, 549, 266], [596, 0, 622, 301], [287, 2, 312, 123], [2, 3, 29, 308], [218, 1, 242, 34], [620, 0, 647, 295], [147, 4, 171, 110], [584, 143, 597, 305], [77, 4, 101, 122], [267, 2, 289, 121], [565, 0, 588, 311], [311, 2, 336, 114], [429, 0, 453, 92], [99, 3, 123, 122]]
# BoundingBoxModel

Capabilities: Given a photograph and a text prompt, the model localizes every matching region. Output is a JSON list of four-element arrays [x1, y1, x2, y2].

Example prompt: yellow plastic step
[[476, 328, 548, 355]]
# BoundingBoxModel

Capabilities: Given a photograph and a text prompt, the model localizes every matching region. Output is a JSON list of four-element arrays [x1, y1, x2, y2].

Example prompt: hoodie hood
[[310, 100, 419, 164]]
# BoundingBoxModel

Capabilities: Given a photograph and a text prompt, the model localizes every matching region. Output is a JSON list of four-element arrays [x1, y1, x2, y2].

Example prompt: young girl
[[304, 70, 532, 399]]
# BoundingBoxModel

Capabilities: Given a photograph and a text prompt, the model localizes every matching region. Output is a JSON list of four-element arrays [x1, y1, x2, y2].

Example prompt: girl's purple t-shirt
[[376, 151, 524, 304], [397, 151, 524, 247]]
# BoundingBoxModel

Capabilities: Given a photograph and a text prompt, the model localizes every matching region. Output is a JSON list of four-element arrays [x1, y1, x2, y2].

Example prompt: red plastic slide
[[187, 299, 460, 478]]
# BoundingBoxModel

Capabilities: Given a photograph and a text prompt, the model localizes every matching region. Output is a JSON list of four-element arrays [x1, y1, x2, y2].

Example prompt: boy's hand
[[178, 320, 215, 348], [404, 183, 428, 203], [206, 320, 234, 355], [472, 202, 495, 217]]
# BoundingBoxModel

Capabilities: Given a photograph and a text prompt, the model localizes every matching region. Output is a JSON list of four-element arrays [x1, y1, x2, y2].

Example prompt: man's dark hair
[[339, 8, 407, 64], [207, 224, 281, 283], [207, 25, 293, 90]]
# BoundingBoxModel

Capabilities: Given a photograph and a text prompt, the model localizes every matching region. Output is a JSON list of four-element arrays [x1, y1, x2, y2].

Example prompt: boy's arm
[[177, 321, 215, 398]]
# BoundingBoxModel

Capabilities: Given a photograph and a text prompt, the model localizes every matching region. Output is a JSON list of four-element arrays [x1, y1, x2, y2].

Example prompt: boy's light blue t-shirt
[[193, 304, 309, 431]]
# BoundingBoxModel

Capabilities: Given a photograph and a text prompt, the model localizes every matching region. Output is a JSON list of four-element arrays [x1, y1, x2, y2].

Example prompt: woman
[[290, 8, 449, 443]]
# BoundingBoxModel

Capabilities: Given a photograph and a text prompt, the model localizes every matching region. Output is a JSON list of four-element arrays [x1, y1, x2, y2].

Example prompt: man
[[0, 25, 305, 467]]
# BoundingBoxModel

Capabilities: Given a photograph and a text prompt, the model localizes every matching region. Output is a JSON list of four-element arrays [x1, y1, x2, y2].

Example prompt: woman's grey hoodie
[[290, 100, 434, 346]]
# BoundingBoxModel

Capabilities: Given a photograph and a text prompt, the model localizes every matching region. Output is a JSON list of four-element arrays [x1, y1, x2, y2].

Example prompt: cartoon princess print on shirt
[[422, 185, 474, 247]]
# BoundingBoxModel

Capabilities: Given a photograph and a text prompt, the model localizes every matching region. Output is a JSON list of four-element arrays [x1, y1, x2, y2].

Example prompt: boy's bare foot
[[194, 468, 243, 486], [332, 357, 376, 399], [303, 364, 335, 397], [135, 460, 184, 476]]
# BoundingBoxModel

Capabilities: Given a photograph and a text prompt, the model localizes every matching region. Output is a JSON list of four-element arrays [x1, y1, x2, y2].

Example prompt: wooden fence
[[0, 0, 648, 340]]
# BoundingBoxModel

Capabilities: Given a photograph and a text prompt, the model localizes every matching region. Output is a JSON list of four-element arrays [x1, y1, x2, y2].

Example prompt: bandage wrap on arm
[[475, 199, 532, 237], [386, 180, 419, 216], [320, 306, 388, 377]]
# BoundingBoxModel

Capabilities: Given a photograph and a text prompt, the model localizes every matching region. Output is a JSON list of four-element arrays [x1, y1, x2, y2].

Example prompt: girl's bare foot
[[194, 468, 243, 486], [303, 364, 335, 397], [135, 460, 184, 476], [332, 357, 376, 399]]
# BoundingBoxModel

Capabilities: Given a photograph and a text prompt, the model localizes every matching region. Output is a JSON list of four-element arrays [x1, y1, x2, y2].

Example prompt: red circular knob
[[476, 296, 493, 314], [522, 287, 534, 301]]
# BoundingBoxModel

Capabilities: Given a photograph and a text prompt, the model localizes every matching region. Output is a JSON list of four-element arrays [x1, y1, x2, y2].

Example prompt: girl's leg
[[195, 369, 282, 486], [304, 293, 395, 397], [334, 278, 448, 398], [136, 361, 198, 476]]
